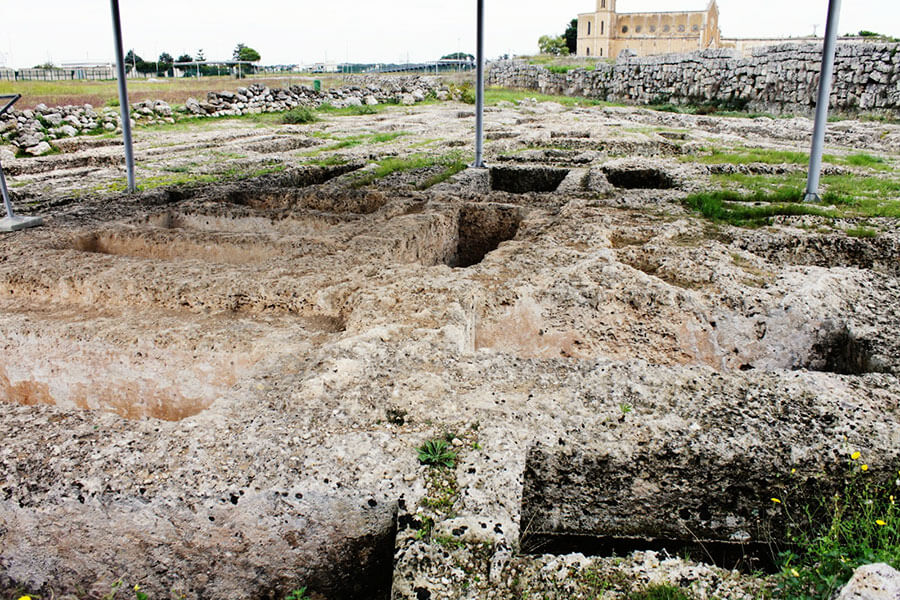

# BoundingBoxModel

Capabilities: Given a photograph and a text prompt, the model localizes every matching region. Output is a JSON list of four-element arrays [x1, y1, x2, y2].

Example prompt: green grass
[[683, 188, 835, 226], [687, 147, 891, 171], [100, 163, 286, 194], [483, 86, 611, 108], [317, 102, 386, 116], [845, 225, 879, 238], [774, 454, 900, 600], [709, 172, 900, 219], [351, 151, 468, 189]]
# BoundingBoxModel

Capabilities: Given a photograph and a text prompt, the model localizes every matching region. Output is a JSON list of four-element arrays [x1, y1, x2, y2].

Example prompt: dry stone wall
[[487, 43, 900, 115], [0, 76, 445, 157]]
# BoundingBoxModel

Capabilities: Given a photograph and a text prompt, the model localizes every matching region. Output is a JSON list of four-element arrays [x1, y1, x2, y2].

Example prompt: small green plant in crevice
[[417, 439, 457, 468], [627, 584, 693, 600], [282, 107, 319, 124], [772, 451, 900, 600], [284, 587, 308, 600]]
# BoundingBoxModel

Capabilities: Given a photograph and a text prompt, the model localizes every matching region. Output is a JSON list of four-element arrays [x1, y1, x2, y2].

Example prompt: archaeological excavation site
[[1, 58, 900, 600]]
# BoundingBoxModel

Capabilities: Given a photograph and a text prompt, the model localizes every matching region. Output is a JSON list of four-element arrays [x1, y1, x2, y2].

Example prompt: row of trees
[[121, 43, 261, 76], [538, 19, 579, 56]]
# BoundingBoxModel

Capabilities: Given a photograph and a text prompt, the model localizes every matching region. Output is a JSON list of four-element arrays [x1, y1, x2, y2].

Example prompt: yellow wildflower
[[861, 464, 869, 472], [891, 495, 895, 505], [791, 568, 800, 577], [771, 497, 782, 504], [851, 451, 861, 460], [876, 519, 887, 526], [134, 585, 141, 592], [791, 468, 796, 474], [18, 596, 32, 600]]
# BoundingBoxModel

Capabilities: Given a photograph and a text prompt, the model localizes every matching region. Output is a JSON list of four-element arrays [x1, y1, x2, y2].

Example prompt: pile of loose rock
[[0, 76, 447, 156]]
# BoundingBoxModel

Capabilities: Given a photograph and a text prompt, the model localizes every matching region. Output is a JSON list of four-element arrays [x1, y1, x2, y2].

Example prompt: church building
[[577, 0, 722, 58]]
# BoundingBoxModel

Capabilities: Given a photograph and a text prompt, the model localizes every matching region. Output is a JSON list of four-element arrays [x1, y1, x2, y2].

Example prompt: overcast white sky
[[3, 0, 899, 68]]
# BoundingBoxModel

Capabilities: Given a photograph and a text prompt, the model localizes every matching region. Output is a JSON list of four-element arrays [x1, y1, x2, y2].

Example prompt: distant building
[[577, 0, 721, 58]]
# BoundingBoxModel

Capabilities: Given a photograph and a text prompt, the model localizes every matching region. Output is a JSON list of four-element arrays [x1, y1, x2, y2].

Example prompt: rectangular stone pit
[[519, 441, 839, 573]]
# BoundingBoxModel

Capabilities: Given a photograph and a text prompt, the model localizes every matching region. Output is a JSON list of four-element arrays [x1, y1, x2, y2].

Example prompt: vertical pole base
[[802, 193, 821, 203], [0, 215, 43, 232]]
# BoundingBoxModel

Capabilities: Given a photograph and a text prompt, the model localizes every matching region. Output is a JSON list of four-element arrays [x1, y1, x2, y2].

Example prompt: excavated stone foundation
[[1, 98, 899, 600]]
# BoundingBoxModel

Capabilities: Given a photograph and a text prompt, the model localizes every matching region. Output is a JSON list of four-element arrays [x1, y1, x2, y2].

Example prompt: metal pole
[[804, 0, 841, 202], [473, 0, 486, 168], [0, 158, 13, 218], [110, 0, 136, 193]]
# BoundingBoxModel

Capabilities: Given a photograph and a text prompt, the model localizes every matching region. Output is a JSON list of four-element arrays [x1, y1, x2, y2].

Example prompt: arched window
[[635, 25, 642, 33], [692, 24, 699, 32], [622, 25, 628, 33], [663, 25, 670, 32], [587, 21, 591, 35], [601, 0, 606, 8], [601, 21, 604, 35], [678, 24, 685, 32], [586, 47, 591, 56], [650, 25, 656, 32], [599, 48, 603, 56]]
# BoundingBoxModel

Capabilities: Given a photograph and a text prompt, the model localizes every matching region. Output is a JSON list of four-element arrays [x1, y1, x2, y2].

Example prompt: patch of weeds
[[351, 151, 468, 189], [102, 163, 286, 194], [284, 587, 308, 600], [369, 131, 406, 143], [484, 86, 610, 108], [709, 172, 900, 219], [843, 152, 889, 170], [419, 152, 468, 189], [414, 514, 435, 540], [683, 188, 835, 227], [417, 439, 457, 468], [302, 155, 349, 167], [628, 585, 693, 600], [772, 452, 900, 600], [845, 225, 879, 238], [282, 107, 319, 124], [434, 534, 466, 550], [317, 103, 383, 117]]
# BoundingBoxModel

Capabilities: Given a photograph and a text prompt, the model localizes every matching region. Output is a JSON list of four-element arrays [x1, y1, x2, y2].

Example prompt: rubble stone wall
[[487, 43, 900, 115], [0, 76, 445, 156]]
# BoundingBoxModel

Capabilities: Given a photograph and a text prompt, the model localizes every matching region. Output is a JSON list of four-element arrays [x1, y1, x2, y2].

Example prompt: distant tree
[[233, 43, 261, 63], [34, 61, 57, 69], [441, 52, 475, 62], [176, 53, 193, 63], [564, 18, 578, 54], [858, 30, 880, 37], [196, 48, 206, 62], [124, 49, 142, 66], [538, 34, 569, 56], [159, 52, 174, 64]]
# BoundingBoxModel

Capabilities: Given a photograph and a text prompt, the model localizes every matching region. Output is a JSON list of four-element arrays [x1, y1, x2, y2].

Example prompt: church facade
[[577, 0, 722, 58]]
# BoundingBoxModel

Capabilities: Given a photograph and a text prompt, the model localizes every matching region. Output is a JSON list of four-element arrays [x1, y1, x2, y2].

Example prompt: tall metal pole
[[110, 0, 136, 193], [473, 0, 486, 168], [804, 0, 841, 202]]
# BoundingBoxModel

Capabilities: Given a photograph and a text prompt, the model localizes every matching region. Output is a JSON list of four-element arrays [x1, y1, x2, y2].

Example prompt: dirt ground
[[1, 96, 899, 599]]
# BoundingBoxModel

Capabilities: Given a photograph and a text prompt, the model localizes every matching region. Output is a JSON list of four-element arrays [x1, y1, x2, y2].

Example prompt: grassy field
[[0, 74, 347, 110]]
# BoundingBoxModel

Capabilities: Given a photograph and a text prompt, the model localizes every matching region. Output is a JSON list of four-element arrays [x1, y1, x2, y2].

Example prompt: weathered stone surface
[[0, 95, 899, 600], [1, 493, 397, 600], [837, 563, 900, 600]]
